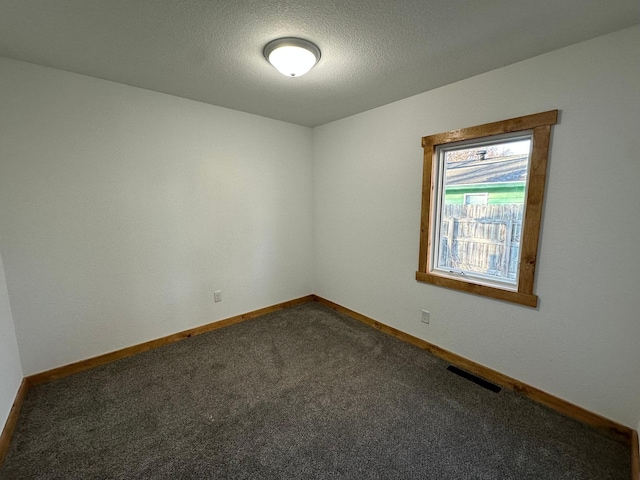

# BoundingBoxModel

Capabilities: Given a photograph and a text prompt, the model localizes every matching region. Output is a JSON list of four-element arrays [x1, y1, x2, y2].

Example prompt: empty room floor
[[0, 303, 630, 479]]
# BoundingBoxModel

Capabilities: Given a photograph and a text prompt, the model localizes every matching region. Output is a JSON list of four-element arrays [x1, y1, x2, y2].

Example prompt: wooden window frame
[[416, 110, 558, 308]]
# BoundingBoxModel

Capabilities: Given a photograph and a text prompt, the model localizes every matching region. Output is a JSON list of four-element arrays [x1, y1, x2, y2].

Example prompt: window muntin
[[416, 111, 558, 307]]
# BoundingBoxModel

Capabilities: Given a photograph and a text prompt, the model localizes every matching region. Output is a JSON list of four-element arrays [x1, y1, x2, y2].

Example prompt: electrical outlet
[[214, 290, 222, 303], [421, 310, 430, 324]]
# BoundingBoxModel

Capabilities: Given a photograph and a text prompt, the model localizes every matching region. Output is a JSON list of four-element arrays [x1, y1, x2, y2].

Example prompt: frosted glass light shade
[[264, 38, 321, 77]]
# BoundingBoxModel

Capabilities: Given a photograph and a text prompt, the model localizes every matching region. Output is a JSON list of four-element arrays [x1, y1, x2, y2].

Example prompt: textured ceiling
[[1, 1, 638, 127]]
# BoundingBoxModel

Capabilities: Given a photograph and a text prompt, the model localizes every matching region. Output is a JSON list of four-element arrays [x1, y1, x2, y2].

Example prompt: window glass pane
[[434, 137, 531, 287]]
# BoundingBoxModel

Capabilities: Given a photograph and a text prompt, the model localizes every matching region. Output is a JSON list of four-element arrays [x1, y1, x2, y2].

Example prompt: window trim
[[416, 110, 558, 308]]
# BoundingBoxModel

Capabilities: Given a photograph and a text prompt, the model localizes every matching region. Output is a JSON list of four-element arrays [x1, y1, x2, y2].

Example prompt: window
[[416, 111, 558, 307], [463, 193, 488, 205]]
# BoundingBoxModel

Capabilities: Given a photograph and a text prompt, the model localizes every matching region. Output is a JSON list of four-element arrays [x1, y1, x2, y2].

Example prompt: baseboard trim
[[0, 378, 29, 466], [27, 295, 314, 386], [3, 293, 636, 476], [312, 295, 632, 445], [632, 430, 639, 480]]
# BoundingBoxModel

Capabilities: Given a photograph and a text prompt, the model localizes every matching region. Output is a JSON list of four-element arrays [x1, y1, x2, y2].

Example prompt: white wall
[[0, 249, 23, 431], [313, 25, 640, 428], [1, 26, 638, 431], [0, 58, 313, 375]]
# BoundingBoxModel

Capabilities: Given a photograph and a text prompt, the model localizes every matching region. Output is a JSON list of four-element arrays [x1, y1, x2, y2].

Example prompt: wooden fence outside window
[[438, 204, 525, 281]]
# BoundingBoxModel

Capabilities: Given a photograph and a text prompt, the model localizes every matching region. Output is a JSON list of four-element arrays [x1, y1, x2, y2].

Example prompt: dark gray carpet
[[0, 302, 630, 479]]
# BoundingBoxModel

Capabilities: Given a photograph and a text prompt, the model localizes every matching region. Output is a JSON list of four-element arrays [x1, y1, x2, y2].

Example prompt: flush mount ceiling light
[[263, 37, 321, 77]]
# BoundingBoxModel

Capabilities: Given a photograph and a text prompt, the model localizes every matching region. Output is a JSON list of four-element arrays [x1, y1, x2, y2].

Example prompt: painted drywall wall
[[0, 58, 313, 375], [313, 25, 640, 428], [0, 249, 23, 430]]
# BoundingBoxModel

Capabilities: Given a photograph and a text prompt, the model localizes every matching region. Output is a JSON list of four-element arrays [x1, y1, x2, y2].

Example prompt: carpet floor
[[0, 302, 630, 479]]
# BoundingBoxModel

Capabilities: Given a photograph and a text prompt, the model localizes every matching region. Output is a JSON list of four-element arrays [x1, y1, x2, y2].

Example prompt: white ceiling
[[1, 1, 638, 127]]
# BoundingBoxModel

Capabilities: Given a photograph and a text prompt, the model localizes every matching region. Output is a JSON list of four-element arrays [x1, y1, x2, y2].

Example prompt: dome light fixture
[[264, 37, 321, 77]]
